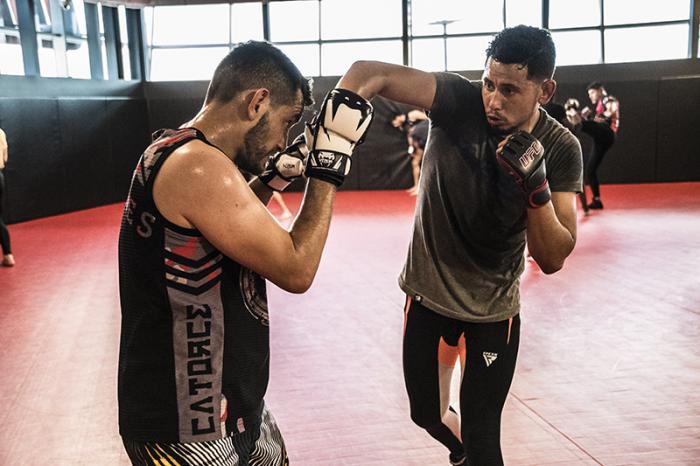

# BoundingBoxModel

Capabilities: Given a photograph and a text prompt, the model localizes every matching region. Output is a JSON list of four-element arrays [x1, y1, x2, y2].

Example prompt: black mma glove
[[259, 134, 308, 192], [496, 131, 551, 208], [304, 88, 374, 187]]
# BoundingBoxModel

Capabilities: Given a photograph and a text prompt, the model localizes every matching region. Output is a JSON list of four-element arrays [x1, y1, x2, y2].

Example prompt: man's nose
[[487, 92, 503, 111]]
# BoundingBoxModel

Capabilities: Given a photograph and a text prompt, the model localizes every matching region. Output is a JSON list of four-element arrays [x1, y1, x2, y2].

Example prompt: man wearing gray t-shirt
[[336, 26, 582, 465]]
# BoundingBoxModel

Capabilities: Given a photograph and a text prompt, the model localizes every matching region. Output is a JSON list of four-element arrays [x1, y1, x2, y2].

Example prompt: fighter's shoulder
[[541, 114, 581, 155], [433, 71, 479, 90], [163, 139, 243, 191]]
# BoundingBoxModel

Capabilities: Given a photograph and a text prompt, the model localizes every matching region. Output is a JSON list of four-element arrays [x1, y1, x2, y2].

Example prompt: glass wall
[[2, 0, 697, 80], [0, 0, 24, 75], [549, 0, 693, 65], [409, 0, 543, 71]]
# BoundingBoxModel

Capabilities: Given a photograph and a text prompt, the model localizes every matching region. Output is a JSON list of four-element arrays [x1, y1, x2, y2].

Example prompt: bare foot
[[2, 254, 15, 267]]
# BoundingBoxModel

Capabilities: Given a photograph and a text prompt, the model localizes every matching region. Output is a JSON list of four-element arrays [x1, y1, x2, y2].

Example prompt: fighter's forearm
[[526, 203, 576, 274], [336, 61, 391, 100], [285, 178, 336, 291], [336, 61, 436, 110]]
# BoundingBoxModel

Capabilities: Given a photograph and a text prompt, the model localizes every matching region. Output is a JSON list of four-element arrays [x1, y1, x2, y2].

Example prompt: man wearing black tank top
[[118, 41, 373, 465], [336, 26, 582, 465]]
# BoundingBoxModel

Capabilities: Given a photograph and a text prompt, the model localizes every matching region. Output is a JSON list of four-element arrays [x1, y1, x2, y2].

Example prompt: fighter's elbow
[[539, 261, 564, 275], [277, 270, 315, 294], [533, 254, 566, 274]]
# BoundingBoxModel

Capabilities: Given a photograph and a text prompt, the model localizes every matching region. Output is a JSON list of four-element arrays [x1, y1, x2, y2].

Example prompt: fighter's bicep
[[170, 156, 295, 279], [193, 186, 293, 273], [380, 66, 437, 110]]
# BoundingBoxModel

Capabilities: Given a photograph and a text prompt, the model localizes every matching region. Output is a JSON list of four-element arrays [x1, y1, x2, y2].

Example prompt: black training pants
[[0, 170, 10, 255], [403, 298, 520, 466], [581, 120, 615, 199]]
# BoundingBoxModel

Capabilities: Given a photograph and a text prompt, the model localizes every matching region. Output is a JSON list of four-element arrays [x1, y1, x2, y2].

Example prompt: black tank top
[[118, 128, 269, 443]]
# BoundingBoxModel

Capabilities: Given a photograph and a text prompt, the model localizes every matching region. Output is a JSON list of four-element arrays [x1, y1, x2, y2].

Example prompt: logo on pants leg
[[483, 352, 498, 367]]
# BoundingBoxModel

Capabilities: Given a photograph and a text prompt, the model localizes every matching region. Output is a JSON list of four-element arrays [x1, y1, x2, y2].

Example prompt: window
[[231, 2, 264, 43], [269, 0, 319, 42], [150, 46, 228, 81], [0, 41, 24, 75], [321, 0, 401, 40], [276, 43, 319, 77], [409, 0, 503, 72], [66, 42, 91, 79], [604, 0, 690, 26], [0, 0, 23, 75], [551, 30, 601, 65], [446, 35, 492, 71], [321, 40, 402, 76], [605, 24, 689, 63], [38, 42, 58, 77], [117, 5, 131, 79], [548, 0, 692, 65], [411, 0, 503, 36], [65, 0, 89, 79], [505, 0, 542, 28], [411, 37, 445, 71], [549, 0, 600, 29], [151, 4, 229, 46]]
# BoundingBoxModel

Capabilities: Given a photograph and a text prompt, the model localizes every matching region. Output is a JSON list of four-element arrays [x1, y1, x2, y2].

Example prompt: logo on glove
[[317, 151, 336, 167], [518, 140, 543, 169]]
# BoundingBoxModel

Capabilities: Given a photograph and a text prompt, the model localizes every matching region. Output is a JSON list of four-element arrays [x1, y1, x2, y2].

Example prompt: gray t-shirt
[[399, 72, 582, 323]]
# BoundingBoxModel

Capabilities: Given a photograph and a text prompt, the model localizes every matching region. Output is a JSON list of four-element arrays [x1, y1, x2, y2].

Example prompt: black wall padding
[[2, 58, 699, 223], [108, 99, 152, 199], [350, 96, 414, 191], [59, 99, 113, 211], [656, 76, 700, 182], [147, 97, 202, 134], [0, 99, 64, 222], [554, 80, 659, 184], [0, 97, 149, 223]]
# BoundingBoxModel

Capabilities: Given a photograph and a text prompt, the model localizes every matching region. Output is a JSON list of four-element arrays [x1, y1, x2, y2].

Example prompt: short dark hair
[[205, 41, 313, 108], [485, 25, 556, 80], [587, 81, 604, 91]]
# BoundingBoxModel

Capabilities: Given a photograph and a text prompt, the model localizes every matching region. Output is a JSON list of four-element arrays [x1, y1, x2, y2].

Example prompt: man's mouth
[[487, 115, 503, 125]]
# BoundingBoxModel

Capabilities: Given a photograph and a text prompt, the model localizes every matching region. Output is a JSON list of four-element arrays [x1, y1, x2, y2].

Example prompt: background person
[[0, 127, 13, 267]]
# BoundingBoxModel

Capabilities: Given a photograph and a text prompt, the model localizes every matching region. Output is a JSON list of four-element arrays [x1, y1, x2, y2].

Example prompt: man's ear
[[539, 79, 557, 105], [246, 88, 271, 121]]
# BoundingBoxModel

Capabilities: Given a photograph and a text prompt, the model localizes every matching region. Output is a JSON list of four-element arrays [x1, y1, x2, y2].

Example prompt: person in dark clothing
[[578, 81, 620, 210], [0, 128, 13, 267], [392, 109, 429, 195], [117, 41, 373, 465]]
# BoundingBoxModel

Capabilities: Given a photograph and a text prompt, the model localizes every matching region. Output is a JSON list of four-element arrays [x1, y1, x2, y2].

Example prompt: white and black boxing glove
[[304, 88, 374, 187], [259, 134, 308, 192], [496, 131, 551, 208]]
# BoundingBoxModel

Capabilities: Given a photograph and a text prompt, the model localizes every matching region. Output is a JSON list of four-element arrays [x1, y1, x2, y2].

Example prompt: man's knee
[[409, 403, 442, 430]]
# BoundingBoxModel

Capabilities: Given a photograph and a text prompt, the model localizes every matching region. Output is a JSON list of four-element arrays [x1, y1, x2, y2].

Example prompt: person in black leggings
[[579, 82, 620, 211], [0, 128, 13, 267], [337, 26, 582, 465]]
